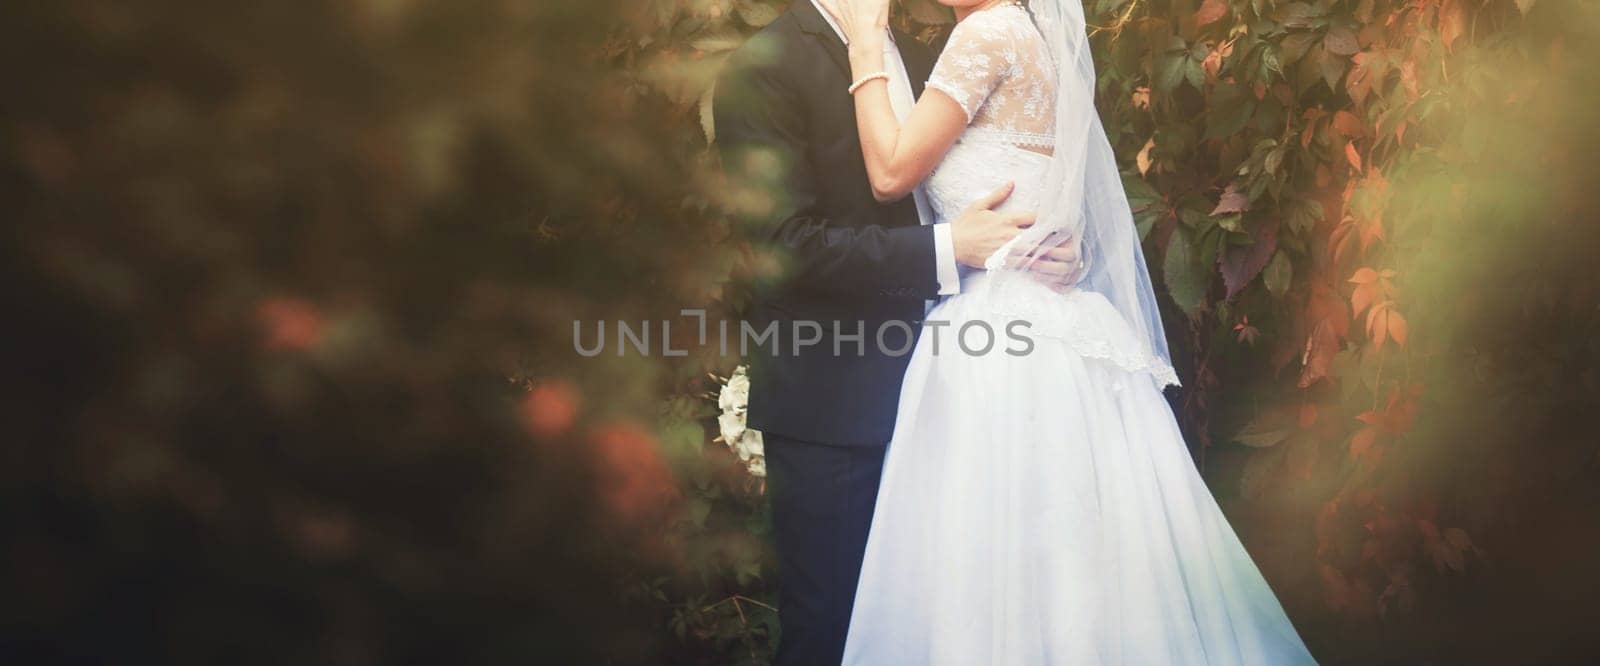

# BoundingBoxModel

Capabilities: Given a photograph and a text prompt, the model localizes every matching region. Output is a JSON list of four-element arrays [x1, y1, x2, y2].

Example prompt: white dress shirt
[[810, 0, 961, 296]]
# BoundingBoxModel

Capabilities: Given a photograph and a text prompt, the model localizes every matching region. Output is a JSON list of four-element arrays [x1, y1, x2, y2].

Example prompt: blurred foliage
[[0, 0, 739, 663], [1087, 0, 1600, 661], [3, 0, 1599, 664]]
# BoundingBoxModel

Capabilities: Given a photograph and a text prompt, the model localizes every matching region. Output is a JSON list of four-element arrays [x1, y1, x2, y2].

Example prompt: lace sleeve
[[925, 12, 1016, 123]]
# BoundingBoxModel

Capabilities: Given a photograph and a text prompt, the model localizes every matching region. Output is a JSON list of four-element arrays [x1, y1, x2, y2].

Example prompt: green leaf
[[699, 85, 716, 144], [1185, 58, 1206, 90], [736, 1, 781, 27], [1123, 172, 1161, 207], [1135, 207, 1162, 241], [1280, 33, 1318, 62], [1155, 53, 1188, 94], [1259, 46, 1283, 80], [735, 561, 763, 586], [1236, 416, 1295, 448], [1123, 174, 1165, 240], [658, 419, 707, 467], [685, 498, 712, 528], [690, 33, 743, 54], [1200, 223, 1226, 268], [1164, 228, 1208, 317], [1264, 250, 1293, 298], [1239, 447, 1285, 499], [1285, 199, 1324, 235], [1278, 2, 1328, 30], [1324, 25, 1360, 56], [1205, 83, 1257, 139], [1320, 47, 1348, 91]]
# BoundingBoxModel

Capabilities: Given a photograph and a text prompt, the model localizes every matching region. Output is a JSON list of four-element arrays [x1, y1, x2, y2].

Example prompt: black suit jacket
[[715, 1, 940, 446]]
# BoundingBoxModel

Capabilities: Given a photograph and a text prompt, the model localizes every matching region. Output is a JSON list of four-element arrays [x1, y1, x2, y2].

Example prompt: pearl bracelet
[[848, 71, 890, 94]]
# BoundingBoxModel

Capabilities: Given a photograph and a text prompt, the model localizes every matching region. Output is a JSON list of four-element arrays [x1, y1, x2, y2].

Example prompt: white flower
[[712, 365, 765, 479], [718, 367, 750, 413], [740, 428, 763, 458], [717, 411, 746, 444], [734, 428, 763, 462]]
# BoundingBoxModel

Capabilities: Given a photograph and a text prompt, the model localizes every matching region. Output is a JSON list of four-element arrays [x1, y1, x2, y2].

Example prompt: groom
[[715, 1, 1070, 663]]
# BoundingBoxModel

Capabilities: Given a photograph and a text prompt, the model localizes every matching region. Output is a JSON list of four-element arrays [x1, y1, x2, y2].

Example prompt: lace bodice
[[922, 4, 1057, 224], [925, 3, 1056, 152]]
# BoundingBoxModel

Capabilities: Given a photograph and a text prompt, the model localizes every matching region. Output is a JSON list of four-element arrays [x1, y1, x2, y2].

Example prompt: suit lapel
[[793, 1, 939, 99], [791, 0, 852, 80]]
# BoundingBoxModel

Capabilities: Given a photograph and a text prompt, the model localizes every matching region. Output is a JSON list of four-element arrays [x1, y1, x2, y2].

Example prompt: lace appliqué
[[924, 5, 1055, 139]]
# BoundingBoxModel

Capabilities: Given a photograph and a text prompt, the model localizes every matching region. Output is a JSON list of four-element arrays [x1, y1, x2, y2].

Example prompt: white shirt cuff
[[932, 223, 961, 296]]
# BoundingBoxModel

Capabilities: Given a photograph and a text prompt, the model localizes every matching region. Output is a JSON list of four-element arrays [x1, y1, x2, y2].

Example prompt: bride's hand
[[832, 0, 890, 55], [1018, 235, 1090, 292]]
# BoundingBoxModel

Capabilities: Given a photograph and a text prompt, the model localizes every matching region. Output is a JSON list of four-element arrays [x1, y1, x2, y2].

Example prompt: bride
[[831, 0, 1316, 663]]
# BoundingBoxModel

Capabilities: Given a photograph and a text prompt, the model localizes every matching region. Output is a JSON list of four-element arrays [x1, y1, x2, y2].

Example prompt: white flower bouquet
[[713, 365, 765, 478]]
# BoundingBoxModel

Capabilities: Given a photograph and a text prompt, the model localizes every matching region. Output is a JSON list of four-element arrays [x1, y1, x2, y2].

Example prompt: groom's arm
[[714, 48, 942, 299]]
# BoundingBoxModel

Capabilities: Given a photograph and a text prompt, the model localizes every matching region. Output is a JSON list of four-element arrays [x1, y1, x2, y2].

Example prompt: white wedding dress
[[841, 5, 1315, 664]]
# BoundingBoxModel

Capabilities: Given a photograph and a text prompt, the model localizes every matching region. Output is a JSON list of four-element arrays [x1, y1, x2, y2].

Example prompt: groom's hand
[[1017, 233, 1089, 292], [951, 182, 1033, 268]]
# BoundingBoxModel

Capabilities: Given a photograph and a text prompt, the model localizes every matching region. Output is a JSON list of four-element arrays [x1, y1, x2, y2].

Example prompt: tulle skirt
[[841, 277, 1316, 665]]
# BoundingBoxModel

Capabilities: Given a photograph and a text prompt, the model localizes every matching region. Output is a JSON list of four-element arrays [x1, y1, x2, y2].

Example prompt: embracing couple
[[714, 1, 1316, 663]]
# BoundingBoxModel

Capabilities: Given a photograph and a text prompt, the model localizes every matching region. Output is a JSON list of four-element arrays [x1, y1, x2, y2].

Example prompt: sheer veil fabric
[[984, 0, 1177, 391]]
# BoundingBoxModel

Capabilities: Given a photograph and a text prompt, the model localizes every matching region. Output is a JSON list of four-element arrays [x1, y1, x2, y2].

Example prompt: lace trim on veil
[[978, 273, 1182, 390], [1014, 312, 1182, 390]]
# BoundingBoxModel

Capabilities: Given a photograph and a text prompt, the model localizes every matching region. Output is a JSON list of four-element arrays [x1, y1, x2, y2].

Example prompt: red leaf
[[1388, 309, 1409, 347], [1220, 218, 1278, 299], [1351, 282, 1377, 318], [1350, 426, 1379, 458], [1367, 302, 1390, 349], [1196, 0, 1229, 27], [1332, 110, 1364, 137], [1211, 182, 1250, 215], [1346, 53, 1372, 106], [1400, 60, 1420, 103], [1345, 141, 1363, 172], [589, 422, 674, 523], [257, 297, 325, 350], [1440, 0, 1467, 52], [521, 380, 581, 438]]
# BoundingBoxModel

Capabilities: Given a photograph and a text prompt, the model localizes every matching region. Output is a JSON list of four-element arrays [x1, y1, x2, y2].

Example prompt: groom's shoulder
[[723, 12, 805, 81]]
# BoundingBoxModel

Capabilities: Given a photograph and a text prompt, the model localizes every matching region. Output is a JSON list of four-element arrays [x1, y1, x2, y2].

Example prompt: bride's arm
[[837, 0, 968, 203], [837, 0, 1014, 203], [851, 54, 968, 203]]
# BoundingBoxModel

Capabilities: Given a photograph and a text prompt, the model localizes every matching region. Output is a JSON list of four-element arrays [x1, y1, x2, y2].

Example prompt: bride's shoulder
[[943, 5, 1032, 50]]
